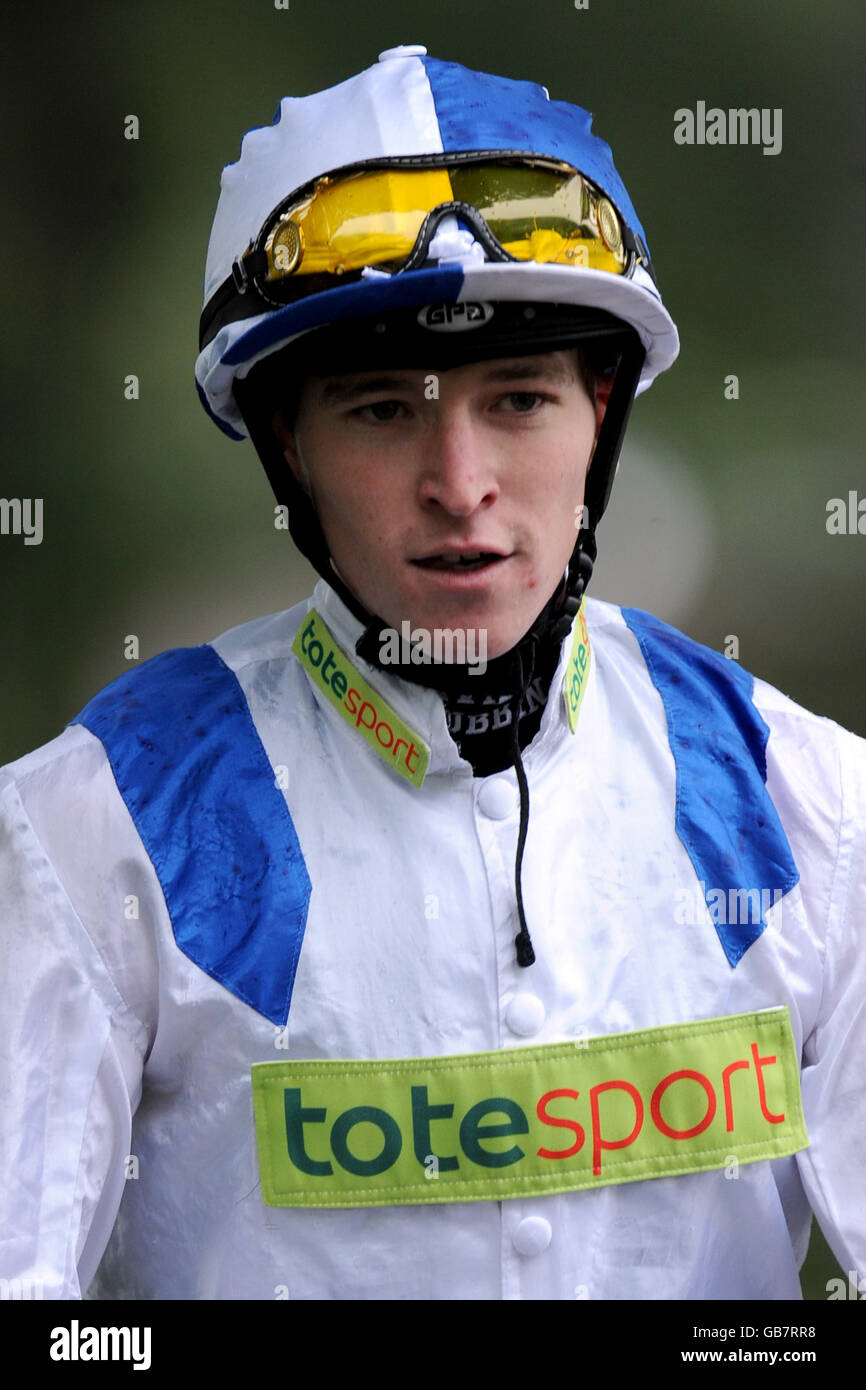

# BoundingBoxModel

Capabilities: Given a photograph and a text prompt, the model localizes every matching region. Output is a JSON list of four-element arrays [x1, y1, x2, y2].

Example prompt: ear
[[272, 410, 311, 496], [595, 371, 613, 413], [593, 372, 613, 440]]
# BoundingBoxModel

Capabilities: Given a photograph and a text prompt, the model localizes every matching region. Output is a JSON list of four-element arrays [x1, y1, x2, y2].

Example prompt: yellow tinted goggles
[[252, 158, 634, 289]]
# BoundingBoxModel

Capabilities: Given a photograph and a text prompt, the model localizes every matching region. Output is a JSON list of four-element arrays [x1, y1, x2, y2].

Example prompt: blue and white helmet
[[196, 45, 679, 441]]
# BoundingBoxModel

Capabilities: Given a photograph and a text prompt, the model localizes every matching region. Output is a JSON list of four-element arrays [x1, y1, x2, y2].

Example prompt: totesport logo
[[294, 602, 592, 784], [252, 1008, 807, 1208], [564, 597, 591, 734], [292, 609, 430, 786]]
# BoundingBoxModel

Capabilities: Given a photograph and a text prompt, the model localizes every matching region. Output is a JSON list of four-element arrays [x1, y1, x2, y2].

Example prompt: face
[[274, 349, 605, 662]]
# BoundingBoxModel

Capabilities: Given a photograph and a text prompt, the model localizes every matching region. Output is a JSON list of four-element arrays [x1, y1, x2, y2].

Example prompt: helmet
[[196, 45, 679, 629]]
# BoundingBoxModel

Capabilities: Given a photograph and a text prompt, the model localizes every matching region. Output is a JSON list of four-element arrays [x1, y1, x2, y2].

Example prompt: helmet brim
[[197, 261, 678, 439]]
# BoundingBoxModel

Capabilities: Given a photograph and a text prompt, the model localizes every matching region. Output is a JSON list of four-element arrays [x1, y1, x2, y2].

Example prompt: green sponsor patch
[[252, 1007, 807, 1208], [292, 609, 429, 786], [563, 597, 591, 734]]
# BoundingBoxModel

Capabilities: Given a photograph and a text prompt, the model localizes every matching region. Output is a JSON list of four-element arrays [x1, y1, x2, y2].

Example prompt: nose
[[416, 408, 500, 517]]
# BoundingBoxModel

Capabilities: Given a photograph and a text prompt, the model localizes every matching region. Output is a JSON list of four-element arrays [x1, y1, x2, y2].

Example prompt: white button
[[506, 993, 546, 1037], [476, 777, 517, 820], [512, 1216, 552, 1257], [378, 45, 427, 61]]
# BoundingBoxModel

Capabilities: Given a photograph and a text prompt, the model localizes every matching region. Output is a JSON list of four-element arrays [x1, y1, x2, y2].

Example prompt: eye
[[498, 391, 547, 414], [354, 400, 405, 422]]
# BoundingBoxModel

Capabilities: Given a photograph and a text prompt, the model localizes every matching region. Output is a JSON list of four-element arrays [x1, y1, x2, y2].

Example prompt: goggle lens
[[261, 161, 630, 286]]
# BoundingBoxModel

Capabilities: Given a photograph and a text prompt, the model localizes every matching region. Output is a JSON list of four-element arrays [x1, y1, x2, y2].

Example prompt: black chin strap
[[508, 583, 583, 969], [509, 641, 536, 967], [501, 542, 591, 968]]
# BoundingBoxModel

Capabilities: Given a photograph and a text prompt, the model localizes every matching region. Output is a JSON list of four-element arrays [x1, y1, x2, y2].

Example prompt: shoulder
[[1, 722, 112, 813], [2, 597, 315, 816], [585, 596, 865, 866], [586, 598, 860, 757], [207, 597, 311, 676], [585, 596, 744, 683], [584, 599, 759, 729], [752, 675, 866, 849], [67, 598, 312, 739], [588, 598, 750, 685]]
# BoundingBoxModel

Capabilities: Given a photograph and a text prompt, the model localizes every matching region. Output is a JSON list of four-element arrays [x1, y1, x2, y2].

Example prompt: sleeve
[[0, 767, 150, 1300], [795, 722, 866, 1280]]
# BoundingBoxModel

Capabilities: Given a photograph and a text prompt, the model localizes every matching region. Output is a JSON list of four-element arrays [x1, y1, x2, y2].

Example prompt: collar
[[302, 579, 590, 782]]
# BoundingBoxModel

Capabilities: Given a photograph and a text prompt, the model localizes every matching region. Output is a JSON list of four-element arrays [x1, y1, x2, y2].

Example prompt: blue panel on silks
[[621, 607, 799, 966], [73, 645, 311, 1025]]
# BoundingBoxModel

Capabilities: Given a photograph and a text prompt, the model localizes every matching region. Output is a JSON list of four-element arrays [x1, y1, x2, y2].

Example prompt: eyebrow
[[479, 360, 575, 385], [318, 375, 419, 406], [316, 358, 574, 406]]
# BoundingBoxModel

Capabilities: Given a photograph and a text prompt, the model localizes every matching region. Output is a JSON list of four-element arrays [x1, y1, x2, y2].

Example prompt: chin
[[369, 582, 541, 657], [484, 628, 531, 663]]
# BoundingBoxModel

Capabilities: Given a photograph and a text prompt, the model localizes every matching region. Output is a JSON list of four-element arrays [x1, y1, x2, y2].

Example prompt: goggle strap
[[200, 263, 273, 350], [621, 225, 657, 286], [201, 247, 325, 350], [232, 249, 269, 292]]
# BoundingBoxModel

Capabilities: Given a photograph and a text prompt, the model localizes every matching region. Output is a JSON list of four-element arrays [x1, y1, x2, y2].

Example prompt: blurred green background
[[2, 0, 862, 1297]]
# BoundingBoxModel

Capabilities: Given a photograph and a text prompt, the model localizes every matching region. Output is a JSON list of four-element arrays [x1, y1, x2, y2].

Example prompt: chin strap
[[509, 532, 594, 967], [509, 640, 536, 967]]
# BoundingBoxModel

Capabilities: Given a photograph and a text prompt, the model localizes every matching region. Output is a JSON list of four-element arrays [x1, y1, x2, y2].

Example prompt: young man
[[1, 47, 863, 1302]]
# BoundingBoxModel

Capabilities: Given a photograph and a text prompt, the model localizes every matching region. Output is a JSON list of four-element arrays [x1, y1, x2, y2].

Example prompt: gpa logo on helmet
[[417, 302, 494, 333]]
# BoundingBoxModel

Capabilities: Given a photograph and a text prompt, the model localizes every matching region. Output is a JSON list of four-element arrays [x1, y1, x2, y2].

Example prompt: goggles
[[200, 154, 654, 348]]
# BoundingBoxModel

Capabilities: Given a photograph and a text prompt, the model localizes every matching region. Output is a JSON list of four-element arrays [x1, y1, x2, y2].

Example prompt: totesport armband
[[251, 1007, 807, 1208]]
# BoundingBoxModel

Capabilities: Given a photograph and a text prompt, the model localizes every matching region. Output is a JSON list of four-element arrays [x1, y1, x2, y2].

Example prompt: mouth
[[411, 550, 508, 573]]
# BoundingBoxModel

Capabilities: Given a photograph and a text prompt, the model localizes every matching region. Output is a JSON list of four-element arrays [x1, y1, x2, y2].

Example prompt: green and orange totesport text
[[564, 597, 591, 733], [252, 1008, 808, 1207], [293, 601, 591, 785], [292, 609, 430, 786]]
